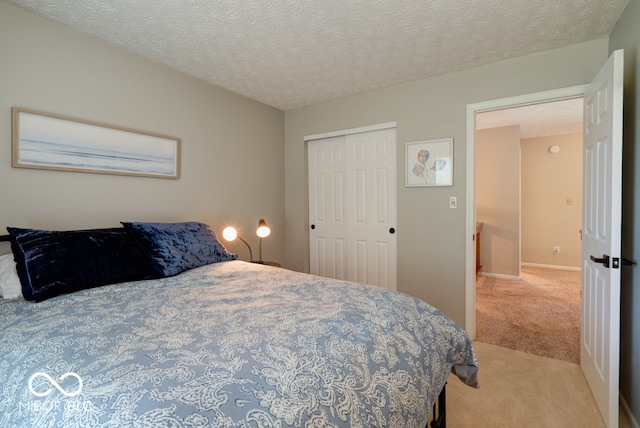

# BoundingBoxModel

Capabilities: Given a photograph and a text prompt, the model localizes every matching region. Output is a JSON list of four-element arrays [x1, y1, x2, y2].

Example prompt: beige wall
[[474, 130, 583, 278], [521, 133, 583, 268], [0, 2, 285, 262], [285, 39, 609, 326], [476, 126, 521, 277]]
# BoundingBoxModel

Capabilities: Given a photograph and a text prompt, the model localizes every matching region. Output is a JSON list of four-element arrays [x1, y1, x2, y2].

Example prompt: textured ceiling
[[6, 0, 629, 111], [476, 98, 584, 139]]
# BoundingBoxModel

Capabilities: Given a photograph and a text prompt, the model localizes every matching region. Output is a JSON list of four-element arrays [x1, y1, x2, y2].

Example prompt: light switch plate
[[449, 196, 457, 209]]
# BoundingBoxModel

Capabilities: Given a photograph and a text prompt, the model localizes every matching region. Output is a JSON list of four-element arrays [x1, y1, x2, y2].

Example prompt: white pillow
[[0, 253, 22, 299]]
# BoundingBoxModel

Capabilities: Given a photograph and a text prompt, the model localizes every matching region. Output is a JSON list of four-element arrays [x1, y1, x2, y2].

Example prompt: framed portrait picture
[[405, 138, 453, 187]]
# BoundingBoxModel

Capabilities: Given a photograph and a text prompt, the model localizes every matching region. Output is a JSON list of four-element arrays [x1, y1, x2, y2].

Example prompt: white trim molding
[[520, 262, 581, 272], [478, 272, 521, 281], [304, 122, 397, 141]]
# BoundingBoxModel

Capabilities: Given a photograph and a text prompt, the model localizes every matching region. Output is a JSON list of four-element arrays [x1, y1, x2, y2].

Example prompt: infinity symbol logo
[[28, 372, 83, 397]]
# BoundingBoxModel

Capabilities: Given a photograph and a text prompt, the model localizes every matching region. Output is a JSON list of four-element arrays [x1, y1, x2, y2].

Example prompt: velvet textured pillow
[[7, 227, 160, 302], [121, 221, 237, 277]]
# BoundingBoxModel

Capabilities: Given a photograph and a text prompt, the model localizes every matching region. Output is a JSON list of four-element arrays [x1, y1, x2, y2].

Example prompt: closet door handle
[[389, 228, 395, 234], [310, 224, 316, 230]]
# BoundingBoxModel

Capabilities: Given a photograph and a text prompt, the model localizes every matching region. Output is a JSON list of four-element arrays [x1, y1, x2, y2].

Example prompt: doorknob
[[590, 254, 610, 268], [389, 227, 395, 234]]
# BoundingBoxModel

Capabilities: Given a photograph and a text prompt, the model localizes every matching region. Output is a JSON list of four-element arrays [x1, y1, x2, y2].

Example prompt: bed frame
[[429, 383, 447, 428]]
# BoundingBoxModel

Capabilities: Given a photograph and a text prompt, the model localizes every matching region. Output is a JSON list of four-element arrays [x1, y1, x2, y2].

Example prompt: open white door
[[581, 49, 623, 428]]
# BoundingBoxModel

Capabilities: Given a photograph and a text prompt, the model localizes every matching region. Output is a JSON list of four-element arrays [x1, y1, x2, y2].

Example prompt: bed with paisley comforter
[[0, 222, 478, 428]]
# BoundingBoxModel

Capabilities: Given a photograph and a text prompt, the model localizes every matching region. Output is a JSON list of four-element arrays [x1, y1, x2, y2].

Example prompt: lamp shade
[[256, 219, 270, 238], [222, 226, 253, 261], [222, 226, 238, 241]]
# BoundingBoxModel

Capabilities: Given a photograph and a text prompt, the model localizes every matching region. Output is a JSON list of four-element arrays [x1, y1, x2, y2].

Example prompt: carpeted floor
[[476, 266, 581, 364], [445, 341, 628, 427]]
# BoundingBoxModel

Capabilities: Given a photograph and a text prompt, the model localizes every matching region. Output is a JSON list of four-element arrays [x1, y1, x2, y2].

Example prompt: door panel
[[581, 49, 623, 428], [308, 136, 347, 280], [376, 242, 390, 289], [345, 129, 397, 289]]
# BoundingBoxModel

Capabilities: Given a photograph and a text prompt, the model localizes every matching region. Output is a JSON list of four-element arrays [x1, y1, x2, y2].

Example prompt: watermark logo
[[28, 372, 83, 397]]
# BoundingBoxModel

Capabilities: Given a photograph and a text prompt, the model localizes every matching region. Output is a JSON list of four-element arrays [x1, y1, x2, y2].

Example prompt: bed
[[0, 222, 478, 428]]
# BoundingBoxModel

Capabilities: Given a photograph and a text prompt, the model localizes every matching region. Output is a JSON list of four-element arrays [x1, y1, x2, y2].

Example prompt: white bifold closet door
[[308, 127, 397, 290]]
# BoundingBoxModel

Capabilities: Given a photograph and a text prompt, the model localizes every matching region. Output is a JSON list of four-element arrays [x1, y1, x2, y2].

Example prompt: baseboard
[[521, 262, 581, 272], [479, 272, 521, 281], [621, 392, 640, 428], [480, 263, 581, 280]]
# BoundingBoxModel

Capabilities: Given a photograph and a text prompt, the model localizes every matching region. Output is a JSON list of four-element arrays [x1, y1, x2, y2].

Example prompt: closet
[[307, 125, 397, 289]]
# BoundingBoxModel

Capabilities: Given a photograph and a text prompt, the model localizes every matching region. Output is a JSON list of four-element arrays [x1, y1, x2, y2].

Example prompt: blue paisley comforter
[[0, 261, 478, 427]]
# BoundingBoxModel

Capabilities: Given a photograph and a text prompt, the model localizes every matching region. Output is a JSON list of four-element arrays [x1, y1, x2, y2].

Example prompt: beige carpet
[[446, 341, 617, 427], [476, 266, 580, 364]]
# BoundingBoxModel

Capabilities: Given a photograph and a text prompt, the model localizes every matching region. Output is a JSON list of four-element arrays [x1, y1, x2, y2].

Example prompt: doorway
[[472, 98, 584, 362], [464, 85, 588, 339], [476, 98, 584, 277], [466, 51, 624, 427]]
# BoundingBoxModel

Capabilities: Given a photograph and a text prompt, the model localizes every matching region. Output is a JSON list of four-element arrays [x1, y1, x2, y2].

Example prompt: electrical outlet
[[553, 246, 560, 254]]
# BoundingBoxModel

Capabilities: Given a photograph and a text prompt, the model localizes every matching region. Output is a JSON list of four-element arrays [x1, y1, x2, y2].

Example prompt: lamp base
[[250, 260, 281, 267], [263, 261, 281, 267]]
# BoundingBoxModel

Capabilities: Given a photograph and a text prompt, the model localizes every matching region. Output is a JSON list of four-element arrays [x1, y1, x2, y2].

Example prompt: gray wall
[[285, 39, 608, 326], [0, 2, 285, 262], [610, 0, 640, 422]]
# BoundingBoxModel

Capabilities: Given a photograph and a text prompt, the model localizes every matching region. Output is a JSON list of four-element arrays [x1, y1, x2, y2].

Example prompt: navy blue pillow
[[7, 227, 160, 302], [121, 221, 237, 277]]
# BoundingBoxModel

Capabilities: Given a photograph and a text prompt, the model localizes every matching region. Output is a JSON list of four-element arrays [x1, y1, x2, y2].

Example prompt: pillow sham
[[121, 221, 237, 277], [0, 253, 22, 299], [7, 227, 160, 302]]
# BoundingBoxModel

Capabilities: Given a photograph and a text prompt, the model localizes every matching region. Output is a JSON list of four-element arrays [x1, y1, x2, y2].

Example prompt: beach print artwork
[[12, 108, 181, 179], [405, 139, 453, 186]]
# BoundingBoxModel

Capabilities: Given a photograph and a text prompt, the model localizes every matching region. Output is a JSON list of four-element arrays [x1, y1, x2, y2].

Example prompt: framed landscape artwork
[[12, 107, 181, 179]]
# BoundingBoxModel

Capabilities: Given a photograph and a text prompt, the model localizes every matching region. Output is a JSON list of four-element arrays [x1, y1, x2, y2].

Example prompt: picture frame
[[405, 138, 453, 187], [12, 107, 181, 179]]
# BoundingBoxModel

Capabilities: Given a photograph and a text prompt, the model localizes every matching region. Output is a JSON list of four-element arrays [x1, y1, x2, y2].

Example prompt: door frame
[[465, 85, 587, 339], [305, 122, 397, 141]]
